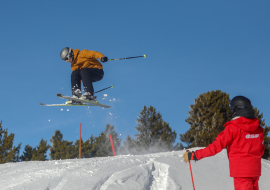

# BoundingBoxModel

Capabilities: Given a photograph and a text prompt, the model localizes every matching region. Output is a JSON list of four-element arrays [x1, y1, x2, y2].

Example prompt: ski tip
[[56, 93, 63, 97], [39, 103, 45, 106], [144, 54, 147, 58], [110, 85, 114, 88]]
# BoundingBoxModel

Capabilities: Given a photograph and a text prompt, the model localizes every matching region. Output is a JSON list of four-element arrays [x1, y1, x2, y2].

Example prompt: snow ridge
[[99, 158, 177, 190], [149, 161, 170, 190]]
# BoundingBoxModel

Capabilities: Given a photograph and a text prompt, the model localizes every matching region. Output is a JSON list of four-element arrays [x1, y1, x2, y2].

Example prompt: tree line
[[1, 90, 269, 164]]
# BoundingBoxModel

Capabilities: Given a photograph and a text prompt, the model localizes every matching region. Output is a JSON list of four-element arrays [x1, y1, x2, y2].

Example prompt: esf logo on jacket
[[246, 134, 259, 139]]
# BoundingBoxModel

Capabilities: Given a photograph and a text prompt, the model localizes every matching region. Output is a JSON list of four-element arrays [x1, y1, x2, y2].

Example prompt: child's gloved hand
[[183, 151, 198, 163], [100, 57, 108, 62]]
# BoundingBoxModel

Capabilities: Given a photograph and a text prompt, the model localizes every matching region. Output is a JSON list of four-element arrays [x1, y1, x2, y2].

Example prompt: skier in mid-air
[[183, 96, 265, 190], [60, 47, 108, 103], [39, 49, 146, 107]]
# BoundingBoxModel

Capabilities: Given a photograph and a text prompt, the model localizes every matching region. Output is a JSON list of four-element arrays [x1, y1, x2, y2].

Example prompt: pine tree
[[69, 138, 82, 159], [254, 108, 270, 160], [180, 90, 231, 147], [20, 145, 33, 161], [0, 121, 21, 164], [50, 130, 73, 160], [105, 124, 121, 152], [94, 124, 121, 157], [94, 132, 109, 157], [135, 105, 177, 152], [263, 126, 270, 160], [32, 139, 51, 161], [81, 135, 96, 158], [20, 139, 51, 161], [71, 135, 96, 158]]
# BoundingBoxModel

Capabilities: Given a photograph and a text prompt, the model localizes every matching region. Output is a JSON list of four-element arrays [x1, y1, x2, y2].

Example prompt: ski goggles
[[230, 105, 252, 113], [62, 56, 69, 61]]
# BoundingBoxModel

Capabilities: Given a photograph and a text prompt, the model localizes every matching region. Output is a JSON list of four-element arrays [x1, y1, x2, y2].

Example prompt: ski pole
[[94, 85, 114, 94], [187, 150, 196, 190], [108, 55, 147, 61], [189, 160, 196, 190]]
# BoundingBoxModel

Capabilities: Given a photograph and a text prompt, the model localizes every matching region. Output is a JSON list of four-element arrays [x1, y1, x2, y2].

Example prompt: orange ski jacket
[[195, 117, 265, 177], [71, 49, 104, 71]]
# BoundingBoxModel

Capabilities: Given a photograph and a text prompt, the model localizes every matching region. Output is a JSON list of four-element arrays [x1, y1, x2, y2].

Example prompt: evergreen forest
[[1, 90, 269, 163]]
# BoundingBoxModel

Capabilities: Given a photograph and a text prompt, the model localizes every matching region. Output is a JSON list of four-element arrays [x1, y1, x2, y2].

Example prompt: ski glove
[[183, 151, 198, 163], [100, 57, 108, 62]]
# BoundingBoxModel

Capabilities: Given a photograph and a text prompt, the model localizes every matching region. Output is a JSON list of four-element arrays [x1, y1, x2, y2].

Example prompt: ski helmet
[[230, 96, 255, 119], [60, 47, 74, 61]]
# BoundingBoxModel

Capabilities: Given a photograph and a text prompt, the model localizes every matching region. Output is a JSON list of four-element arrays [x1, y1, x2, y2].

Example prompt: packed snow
[[0, 148, 270, 190]]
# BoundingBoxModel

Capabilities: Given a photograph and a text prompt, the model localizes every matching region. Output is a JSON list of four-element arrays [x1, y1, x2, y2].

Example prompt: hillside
[[0, 148, 269, 190]]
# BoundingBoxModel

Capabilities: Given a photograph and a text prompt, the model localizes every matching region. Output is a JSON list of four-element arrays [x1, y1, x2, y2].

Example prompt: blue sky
[[0, 1, 269, 153]]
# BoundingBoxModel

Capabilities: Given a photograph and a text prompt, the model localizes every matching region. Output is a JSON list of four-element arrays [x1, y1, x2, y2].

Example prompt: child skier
[[183, 96, 265, 190], [60, 47, 108, 103]]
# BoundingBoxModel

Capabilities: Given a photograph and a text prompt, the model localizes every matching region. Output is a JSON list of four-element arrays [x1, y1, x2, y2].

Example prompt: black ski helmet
[[230, 96, 255, 119], [60, 47, 74, 61]]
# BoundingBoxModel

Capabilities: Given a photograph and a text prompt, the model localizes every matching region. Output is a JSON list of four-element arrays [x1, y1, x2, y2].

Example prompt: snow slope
[[0, 148, 270, 190]]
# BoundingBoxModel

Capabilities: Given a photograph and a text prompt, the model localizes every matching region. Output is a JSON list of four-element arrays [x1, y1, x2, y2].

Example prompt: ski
[[39, 103, 93, 107], [56, 93, 111, 108], [40, 85, 113, 108]]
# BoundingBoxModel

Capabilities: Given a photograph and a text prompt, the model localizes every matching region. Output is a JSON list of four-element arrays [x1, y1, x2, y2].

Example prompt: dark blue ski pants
[[71, 68, 104, 94]]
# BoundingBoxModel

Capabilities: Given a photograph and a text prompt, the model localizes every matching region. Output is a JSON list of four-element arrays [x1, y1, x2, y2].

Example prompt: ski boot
[[66, 89, 82, 104], [80, 92, 99, 103]]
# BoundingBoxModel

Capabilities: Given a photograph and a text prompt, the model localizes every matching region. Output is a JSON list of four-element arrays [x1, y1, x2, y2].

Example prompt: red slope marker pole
[[187, 150, 195, 190], [109, 135, 116, 156]]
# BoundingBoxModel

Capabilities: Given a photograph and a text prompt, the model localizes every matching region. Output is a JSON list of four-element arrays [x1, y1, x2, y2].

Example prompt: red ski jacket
[[195, 117, 265, 177]]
